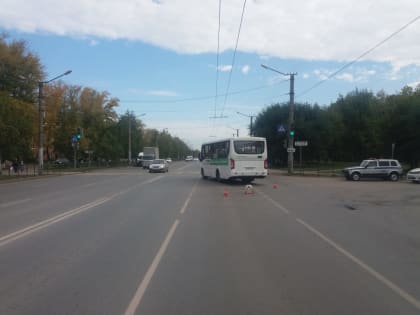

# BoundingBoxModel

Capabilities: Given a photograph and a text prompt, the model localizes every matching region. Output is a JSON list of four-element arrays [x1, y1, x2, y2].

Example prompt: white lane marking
[[82, 182, 96, 188], [176, 164, 192, 171], [0, 198, 32, 208], [258, 191, 290, 214], [0, 175, 165, 248], [107, 175, 164, 200], [180, 181, 198, 214], [296, 218, 420, 311], [0, 198, 110, 248], [124, 219, 180, 315]]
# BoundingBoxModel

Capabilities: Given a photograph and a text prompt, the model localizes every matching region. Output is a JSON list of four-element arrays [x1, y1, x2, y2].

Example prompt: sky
[[1, 0, 419, 149]]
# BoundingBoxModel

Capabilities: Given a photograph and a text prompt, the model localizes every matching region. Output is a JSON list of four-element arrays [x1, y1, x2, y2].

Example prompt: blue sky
[[1, 0, 419, 149]]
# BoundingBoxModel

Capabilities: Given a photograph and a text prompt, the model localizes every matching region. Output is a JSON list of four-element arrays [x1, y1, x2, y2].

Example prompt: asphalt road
[[0, 162, 419, 314]]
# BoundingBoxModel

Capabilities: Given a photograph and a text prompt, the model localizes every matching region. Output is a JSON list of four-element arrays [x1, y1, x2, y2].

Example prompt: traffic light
[[76, 128, 81, 141], [289, 130, 295, 136]]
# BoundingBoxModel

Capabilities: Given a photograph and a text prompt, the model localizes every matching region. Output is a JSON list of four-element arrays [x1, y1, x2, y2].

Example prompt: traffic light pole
[[38, 82, 44, 175], [287, 73, 296, 174]]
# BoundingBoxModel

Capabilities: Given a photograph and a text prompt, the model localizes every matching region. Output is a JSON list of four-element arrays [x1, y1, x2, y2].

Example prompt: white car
[[185, 156, 193, 161], [149, 159, 169, 173], [407, 168, 420, 183], [166, 158, 172, 163]]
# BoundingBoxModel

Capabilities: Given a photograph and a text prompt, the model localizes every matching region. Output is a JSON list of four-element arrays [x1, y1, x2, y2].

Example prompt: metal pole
[[128, 113, 132, 164], [250, 116, 253, 136], [37, 70, 72, 175], [300, 146, 302, 171], [38, 82, 44, 175], [287, 74, 295, 174], [73, 145, 77, 169]]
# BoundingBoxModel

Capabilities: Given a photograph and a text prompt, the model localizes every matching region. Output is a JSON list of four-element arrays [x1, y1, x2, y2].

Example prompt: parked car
[[166, 158, 172, 163], [342, 159, 403, 181], [53, 158, 70, 166], [185, 156, 193, 161], [407, 168, 420, 183], [149, 159, 169, 173]]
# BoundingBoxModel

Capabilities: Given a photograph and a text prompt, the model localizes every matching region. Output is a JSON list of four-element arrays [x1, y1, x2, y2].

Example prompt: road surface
[[1, 162, 419, 314]]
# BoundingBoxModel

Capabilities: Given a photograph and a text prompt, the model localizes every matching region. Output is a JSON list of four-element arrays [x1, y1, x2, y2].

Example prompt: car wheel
[[389, 172, 399, 181], [351, 172, 361, 181]]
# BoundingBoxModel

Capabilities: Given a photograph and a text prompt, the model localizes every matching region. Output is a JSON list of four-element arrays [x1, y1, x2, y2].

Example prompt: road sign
[[295, 141, 308, 147], [70, 135, 78, 144], [277, 124, 286, 133], [287, 148, 296, 153]]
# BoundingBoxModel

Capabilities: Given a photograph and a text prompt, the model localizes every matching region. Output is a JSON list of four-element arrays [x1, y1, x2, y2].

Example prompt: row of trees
[[253, 87, 420, 168], [0, 35, 192, 166]]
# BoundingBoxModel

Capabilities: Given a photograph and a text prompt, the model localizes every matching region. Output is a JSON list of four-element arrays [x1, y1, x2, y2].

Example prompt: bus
[[199, 137, 268, 183]]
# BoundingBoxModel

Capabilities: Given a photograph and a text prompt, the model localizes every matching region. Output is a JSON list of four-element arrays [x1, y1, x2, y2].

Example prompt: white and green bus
[[199, 137, 268, 183]]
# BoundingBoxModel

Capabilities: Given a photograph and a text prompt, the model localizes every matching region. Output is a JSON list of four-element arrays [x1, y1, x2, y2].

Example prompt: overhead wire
[[120, 79, 289, 104], [210, 0, 223, 136], [214, 0, 222, 118], [218, 0, 248, 118], [297, 15, 420, 99]]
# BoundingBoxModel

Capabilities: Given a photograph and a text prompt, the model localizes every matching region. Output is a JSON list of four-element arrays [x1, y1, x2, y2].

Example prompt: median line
[[257, 191, 290, 214], [296, 217, 420, 311], [124, 219, 180, 315], [180, 181, 198, 214], [0, 197, 110, 248], [124, 181, 195, 314]]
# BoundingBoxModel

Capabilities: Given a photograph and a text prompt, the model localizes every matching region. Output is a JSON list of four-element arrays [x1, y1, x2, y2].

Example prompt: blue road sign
[[277, 124, 286, 133]]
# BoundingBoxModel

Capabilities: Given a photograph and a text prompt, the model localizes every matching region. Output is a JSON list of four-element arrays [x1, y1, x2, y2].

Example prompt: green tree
[[0, 35, 43, 168]]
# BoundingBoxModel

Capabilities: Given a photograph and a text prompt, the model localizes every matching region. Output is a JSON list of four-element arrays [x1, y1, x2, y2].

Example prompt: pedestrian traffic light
[[76, 128, 81, 141]]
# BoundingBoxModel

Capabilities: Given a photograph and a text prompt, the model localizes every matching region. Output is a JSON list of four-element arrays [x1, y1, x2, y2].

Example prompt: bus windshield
[[234, 140, 265, 154]]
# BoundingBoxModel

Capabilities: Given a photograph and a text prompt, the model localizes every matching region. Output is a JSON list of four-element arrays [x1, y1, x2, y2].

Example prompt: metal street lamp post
[[38, 70, 72, 175], [236, 112, 256, 136], [261, 64, 297, 174]]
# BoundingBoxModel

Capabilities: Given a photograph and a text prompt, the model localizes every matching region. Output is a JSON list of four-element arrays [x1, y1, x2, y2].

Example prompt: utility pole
[[128, 113, 132, 165], [261, 64, 297, 174], [287, 73, 296, 174]]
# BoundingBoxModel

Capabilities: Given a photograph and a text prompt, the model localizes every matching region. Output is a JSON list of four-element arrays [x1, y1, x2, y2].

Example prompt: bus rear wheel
[[201, 168, 208, 179], [216, 170, 221, 182]]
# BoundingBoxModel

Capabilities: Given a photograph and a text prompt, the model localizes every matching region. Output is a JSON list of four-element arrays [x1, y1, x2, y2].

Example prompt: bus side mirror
[[198, 153, 203, 161]]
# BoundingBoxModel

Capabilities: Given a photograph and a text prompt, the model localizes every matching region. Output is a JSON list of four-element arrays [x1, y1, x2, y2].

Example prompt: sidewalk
[[269, 168, 342, 177]]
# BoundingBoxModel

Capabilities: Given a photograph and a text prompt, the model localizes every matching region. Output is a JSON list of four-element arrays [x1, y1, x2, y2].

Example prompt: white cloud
[[146, 90, 178, 97], [336, 73, 355, 82], [241, 65, 250, 75], [313, 69, 330, 81], [314, 67, 377, 82], [407, 81, 420, 88], [1, 0, 419, 69], [89, 39, 99, 46], [218, 64, 232, 72], [303, 73, 310, 79]]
